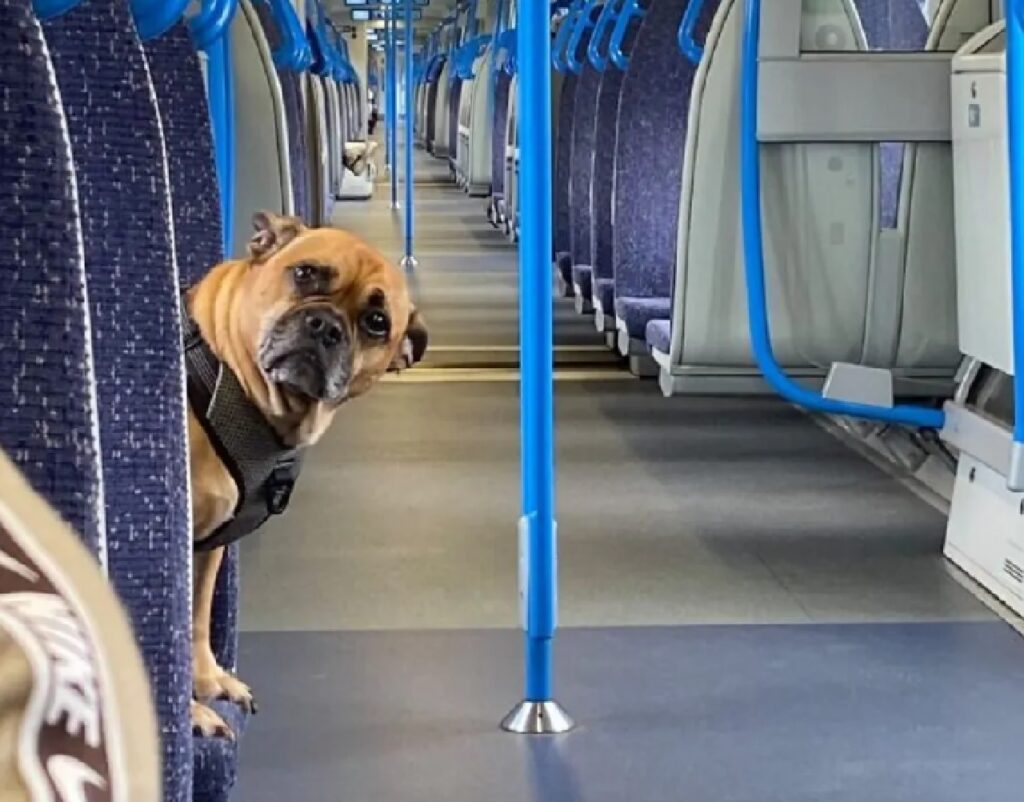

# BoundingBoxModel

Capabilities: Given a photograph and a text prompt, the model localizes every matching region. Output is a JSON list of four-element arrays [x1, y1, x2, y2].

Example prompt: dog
[[186, 211, 427, 738], [342, 140, 379, 177]]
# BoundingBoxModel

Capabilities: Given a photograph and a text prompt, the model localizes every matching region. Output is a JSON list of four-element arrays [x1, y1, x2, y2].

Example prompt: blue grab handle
[[588, 0, 624, 71], [677, 0, 707, 64], [130, 0, 190, 41], [738, 0, 944, 431], [552, 0, 585, 72], [189, 0, 240, 50], [609, 0, 645, 71], [1007, 0, 1024, 486], [566, 0, 601, 75], [31, 0, 81, 21]]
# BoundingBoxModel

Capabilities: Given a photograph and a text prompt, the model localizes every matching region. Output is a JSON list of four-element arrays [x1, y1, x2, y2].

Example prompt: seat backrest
[[143, 21, 246, 801], [448, 76, 464, 161], [553, 58, 580, 257], [672, 0, 873, 367], [41, 1, 193, 798], [613, 0, 719, 301], [230, 0, 293, 254], [590, 4, 646, 288], [568, 7, 603, 269], [491, 69, 512, 198], [466, 50, 494, 191], [0, 0, 105, 558], [251, 1, 310, 222], [425, 56, 447, 150]]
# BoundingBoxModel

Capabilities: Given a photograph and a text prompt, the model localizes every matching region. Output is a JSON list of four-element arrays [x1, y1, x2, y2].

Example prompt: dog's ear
[[248, 211, 306, 263], [388, 307, 428, 372]]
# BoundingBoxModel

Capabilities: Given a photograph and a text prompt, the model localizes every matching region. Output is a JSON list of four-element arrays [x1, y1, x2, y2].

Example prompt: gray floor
[[235, 146, 1024, 801]]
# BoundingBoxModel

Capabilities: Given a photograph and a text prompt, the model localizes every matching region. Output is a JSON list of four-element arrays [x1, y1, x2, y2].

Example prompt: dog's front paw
[[195, 668, 257, 715], [191, 700, 235, 740]]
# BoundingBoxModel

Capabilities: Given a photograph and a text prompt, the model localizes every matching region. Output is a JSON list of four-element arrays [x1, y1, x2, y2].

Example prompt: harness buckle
[[265, 461, 297, 515]]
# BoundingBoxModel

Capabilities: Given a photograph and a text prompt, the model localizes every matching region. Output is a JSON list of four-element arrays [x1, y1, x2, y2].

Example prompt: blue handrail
[[551, 0, 585, 72], [588, 0, 624, 72], [677, 0, 707, 64], [565, 0, 601, 75], [189, 0, 239, 50], [1008, 0, 1024, 487], [497, 28, 517, 75], [262, 0, 309, 71], [739, 0, 944, 430], [130, 0, 190, 41], [608, 0, 645, 71]]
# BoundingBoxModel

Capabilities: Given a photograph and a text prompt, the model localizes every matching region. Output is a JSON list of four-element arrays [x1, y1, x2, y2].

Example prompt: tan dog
[[186, 212, 427, 737]]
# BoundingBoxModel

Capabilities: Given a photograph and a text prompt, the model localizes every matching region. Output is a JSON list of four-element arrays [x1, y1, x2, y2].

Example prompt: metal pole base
[[390, 202, 401, 211], [400, 255, 418, 271], [500, 700, 575, 735]]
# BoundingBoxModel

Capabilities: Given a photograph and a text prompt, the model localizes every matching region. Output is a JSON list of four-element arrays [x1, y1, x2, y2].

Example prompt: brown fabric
[[0, 451, 160, 802]]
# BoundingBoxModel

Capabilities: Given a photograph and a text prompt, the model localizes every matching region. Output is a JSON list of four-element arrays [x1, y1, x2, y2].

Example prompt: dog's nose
[[304, 310, 344, 348]]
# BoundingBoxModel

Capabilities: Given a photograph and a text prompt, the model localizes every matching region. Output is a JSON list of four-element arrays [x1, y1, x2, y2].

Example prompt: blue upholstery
[[590, 6, 645, 317], [0, 0, 104, 556], [568, 19, 602, 298], [594, 277, 615, 313], [491, 70, 511, 201], [645, 318, 672, 354], [42, 2, 193, 798], [144, 21, 248, 801], [553, 60, 580, 264], [612, 0, 719, 340], [854, 0, 929, 229], [616, 297, 671, 340], [571, 263, 593, 301], [253, 1, 310, 221]]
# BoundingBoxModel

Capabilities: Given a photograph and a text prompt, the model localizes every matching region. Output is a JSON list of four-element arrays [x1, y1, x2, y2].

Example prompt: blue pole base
[[500, 700, 575, 735], [400, 255, 418, 271]]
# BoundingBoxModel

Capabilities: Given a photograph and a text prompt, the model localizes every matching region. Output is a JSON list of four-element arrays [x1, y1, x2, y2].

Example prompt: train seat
[[590, 0, 646, 332], [611, 0, 720, 358], [0, 0, 105, 556], [40, 1, 194, 798]]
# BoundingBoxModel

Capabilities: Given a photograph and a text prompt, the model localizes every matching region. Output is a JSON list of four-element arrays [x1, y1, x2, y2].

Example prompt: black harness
[[183, 310, 304, 551]]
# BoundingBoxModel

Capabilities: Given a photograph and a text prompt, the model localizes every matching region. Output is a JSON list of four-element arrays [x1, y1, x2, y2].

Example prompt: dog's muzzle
[[260, 306, 352, 403]]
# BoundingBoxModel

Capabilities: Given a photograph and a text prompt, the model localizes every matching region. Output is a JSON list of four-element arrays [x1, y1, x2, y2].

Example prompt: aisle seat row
[[0, 1, 368, 800], [416, 0, 990, 402]]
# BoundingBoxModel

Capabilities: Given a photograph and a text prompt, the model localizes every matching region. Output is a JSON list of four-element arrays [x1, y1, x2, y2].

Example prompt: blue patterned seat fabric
[[253, 0, 311, 221], [491, 70, 512, 203], [553, 36, 581, 279], [567, 7, 604, 304], [144, 19, 248, 802], [0, 0, 105, 557], [590, 4, 646, 319], [853, 0, 929, 229], [41, 1, 193, 798], [612, 0, 720, 342]]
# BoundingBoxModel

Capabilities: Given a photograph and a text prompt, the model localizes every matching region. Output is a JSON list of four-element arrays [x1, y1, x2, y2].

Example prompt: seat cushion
[[646, 319, 672, 354], [555, 251, 573, 284], [615, 296, 671, 340], [571, 264, 593, 301], [193, 701, 248, 802], [593, 278, 615, 315]]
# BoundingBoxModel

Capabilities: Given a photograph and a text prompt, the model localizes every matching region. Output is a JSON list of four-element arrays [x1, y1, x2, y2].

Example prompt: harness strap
[[182, 303, 303, 551]]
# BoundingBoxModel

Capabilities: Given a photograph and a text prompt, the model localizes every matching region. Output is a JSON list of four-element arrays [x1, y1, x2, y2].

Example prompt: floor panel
[[236, 624, 1024, 802]]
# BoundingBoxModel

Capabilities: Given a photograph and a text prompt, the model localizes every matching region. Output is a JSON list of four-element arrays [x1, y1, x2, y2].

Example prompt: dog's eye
[[359, 309, 390, 339], [292, 264, 318, 285]]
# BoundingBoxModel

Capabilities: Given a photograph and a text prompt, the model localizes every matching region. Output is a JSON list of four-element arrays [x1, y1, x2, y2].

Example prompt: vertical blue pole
[[1008, 1, 1024, 489], [388, 11, 399, 209], [209, 33, 235, 256], [519, 0, 562, 719], [384, 13, 391, 171], [403, 0, 415, 264]]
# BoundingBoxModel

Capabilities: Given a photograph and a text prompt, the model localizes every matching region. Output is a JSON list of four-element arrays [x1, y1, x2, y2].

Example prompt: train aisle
[[235, 150, 1024, 802]]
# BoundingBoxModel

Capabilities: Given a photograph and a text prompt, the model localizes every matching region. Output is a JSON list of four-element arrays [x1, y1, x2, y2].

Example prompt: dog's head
[[227, 212, 426, 428]]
